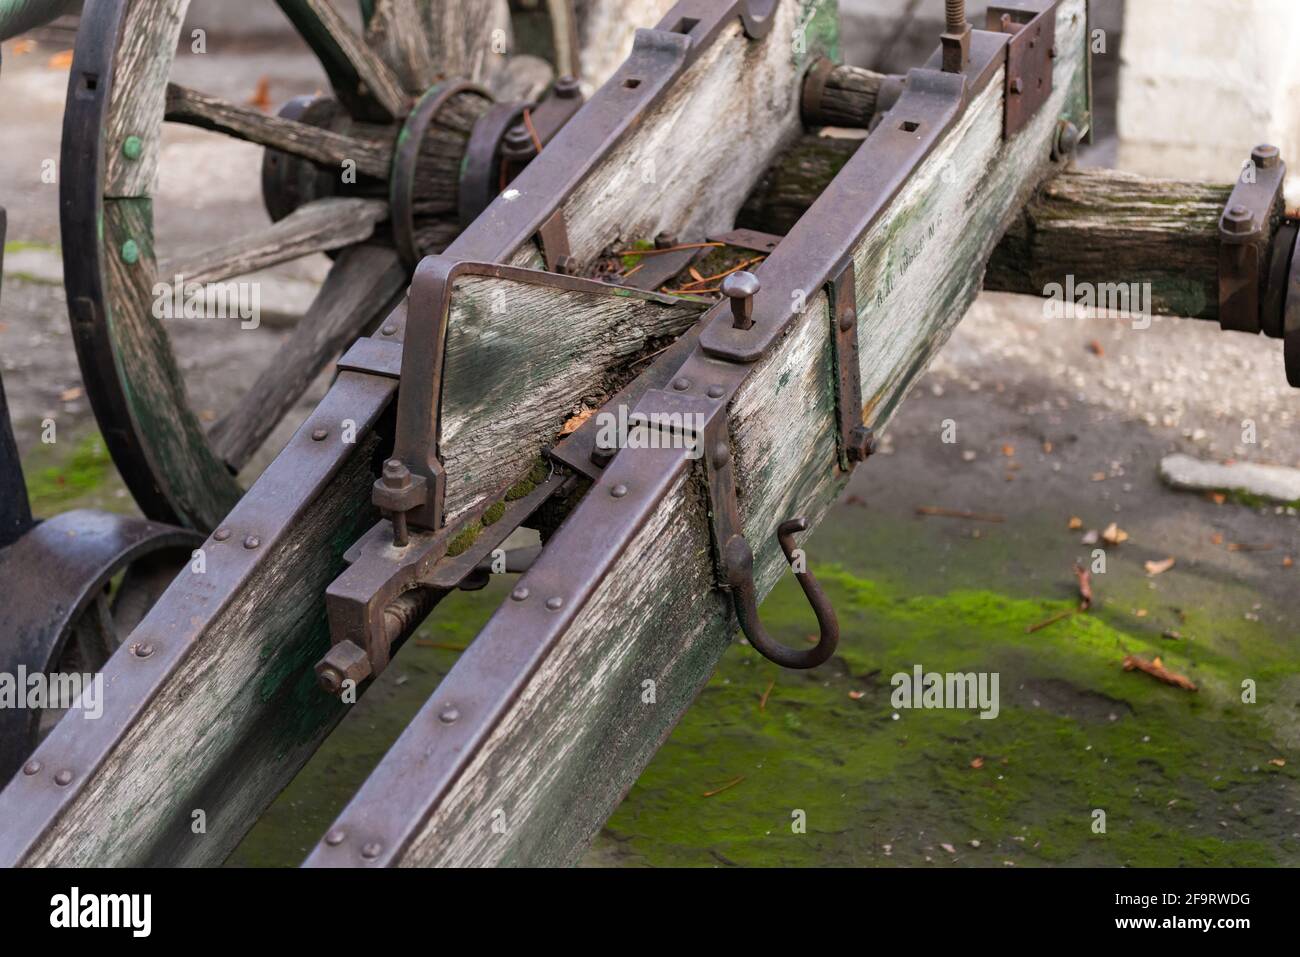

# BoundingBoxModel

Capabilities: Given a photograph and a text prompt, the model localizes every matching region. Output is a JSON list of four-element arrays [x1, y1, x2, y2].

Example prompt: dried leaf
[[1211, 533, 1224, 546], [1068, 516, 1083, 530], [11, 39, 34, 55], [940, 843, 957, 854], [1091, 471, 1107, 482], [1122, 654, 1197, 692], [969, 756, 984, 769], [47, 49, 73, 69], [1284, 556, 1294, 569], [1001, 444, 1015, 457], [1073, 563, 1093, 610], [248, 76, 272, 110], [848, 690, 865, 700], [58, 386, 82, 402], [1087, 339, 1104, 356], [1269, 758, 1286, 767], [1210, 492, 1226, 505], [1101, 522, 1128, 545], [1144, 557, 1176, 576]]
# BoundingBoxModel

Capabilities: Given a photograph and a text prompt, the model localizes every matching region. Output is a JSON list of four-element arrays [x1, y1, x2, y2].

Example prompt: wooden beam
[[743, 138, 1232, 323], [985, 168, 1230, 323], [365, 0, 511, 92], [0, 0, 836, 867], [164, 84, 394, 180], [208, 244, 408, 473], [159, 198, 389, 287], [324, 0, 1093, 867]]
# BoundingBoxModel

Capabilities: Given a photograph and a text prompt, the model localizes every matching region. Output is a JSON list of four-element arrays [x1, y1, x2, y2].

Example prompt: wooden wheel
[[59, 0, 579, 531]]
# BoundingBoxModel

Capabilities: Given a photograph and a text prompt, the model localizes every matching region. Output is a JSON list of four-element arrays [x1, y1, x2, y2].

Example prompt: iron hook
[[723, 517, 839, 669]]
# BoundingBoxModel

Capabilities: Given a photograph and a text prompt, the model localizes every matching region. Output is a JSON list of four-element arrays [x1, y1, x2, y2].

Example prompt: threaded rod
[[945, 0, 966, 32]]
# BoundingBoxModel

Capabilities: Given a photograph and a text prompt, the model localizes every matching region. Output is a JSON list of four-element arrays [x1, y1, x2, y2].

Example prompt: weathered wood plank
[[985, 168, 1230, 323], [208, 244, 408, 473], [365, 0, 511, 92], [744, 139, 1232, 323], [103, 0, 192, 197], [290, 0, 409, 118], [160, 197, 389, 287], [164, 83, 394, 180], [0, 0, 833, 867], [366, 0, 1093, 867], [101, 198, 243, 532]]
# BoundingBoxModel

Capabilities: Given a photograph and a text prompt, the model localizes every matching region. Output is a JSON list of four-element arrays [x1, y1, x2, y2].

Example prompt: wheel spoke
[[160, 197, 388, 286], [274, 0, 410, 120], [208, 245, 407, 472], [165, 84, 393, 179], [366, 0, 510, 91]]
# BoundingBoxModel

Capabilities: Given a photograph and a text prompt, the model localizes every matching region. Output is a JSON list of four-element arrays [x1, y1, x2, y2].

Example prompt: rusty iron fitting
[[722, 271, 760, 330]]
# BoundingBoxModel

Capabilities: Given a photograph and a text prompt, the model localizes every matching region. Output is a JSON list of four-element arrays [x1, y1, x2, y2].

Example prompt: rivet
[[325, 828, 346, 846], [132, 642, 155, 659], [22, 760, 40, 776], [839, 312, 855, 333], [311, 427, 328, 441], [511, 586, 530, 601], [439, 705, 460, 724], [706, 384, 725, 399], [672, 377, 691, 391], [1010, 78, 1024, 95], [54, 769, 73, 786], [712, 442, 730, 468], [610, 483, 628, 498], [122, 135, 143, 160], [213, 527, 232, 542], [120, 239, 140, 265], [382, 325, 397, 336], [545, 596, 564, 611], [361, 842, 382, 859], [243, 535, 261, 549]]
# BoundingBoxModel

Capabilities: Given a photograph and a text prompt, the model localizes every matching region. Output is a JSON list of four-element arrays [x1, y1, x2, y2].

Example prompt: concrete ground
[[1, 10, 1297, 866]]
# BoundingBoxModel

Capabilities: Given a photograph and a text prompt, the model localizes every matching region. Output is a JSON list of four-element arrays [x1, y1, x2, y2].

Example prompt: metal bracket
[[829, 261, 876, 470], [986, 0, 1058, 139], [1219, 145, 1287, 335]]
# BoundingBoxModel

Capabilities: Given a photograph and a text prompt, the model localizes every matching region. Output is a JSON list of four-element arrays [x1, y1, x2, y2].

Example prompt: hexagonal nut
[[372, 472, 427, 513], [316, 640, 373, 694], [845, 425, 878, 463]]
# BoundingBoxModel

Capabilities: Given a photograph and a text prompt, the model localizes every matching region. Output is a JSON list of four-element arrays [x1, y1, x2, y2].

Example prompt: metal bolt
[[511, 586, 530, 601], [590, 434, 616, 468], [1252, 144, 1280, 170], [243, 535, 261, 549], [325, 829, 346, 846], [439, 705, 460, 724], [381, 324, 397, 336], [846, 425, 879, 464], [554, 75, 580, 99], [311, 427, 328, 441], [380, 459, 414, 546], [610, 483, 628, 498], [838, 310, 855, 333], [707, 384, 725, 399], [654, 231, 677, 250], [1010, 77, 1024, 95], [122, 135, 143, 160], [120, 239, 140, 265], [1225, 205, 1254, 235], [361, 842, 383, 860], [54, 770, 73, 786], [941, 0, 971, 74], [132, 642, 155, 659], [672, 377, 691, 391], [545, 596, 564, 611], [722, 271, 760, 330], [213, 527, 231, 542], [711, 442, 730, 469], [22, 760, 40, 776]]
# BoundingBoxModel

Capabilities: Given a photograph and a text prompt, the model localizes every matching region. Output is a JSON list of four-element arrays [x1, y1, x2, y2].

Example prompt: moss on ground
[[23, 431, 130, 515]]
